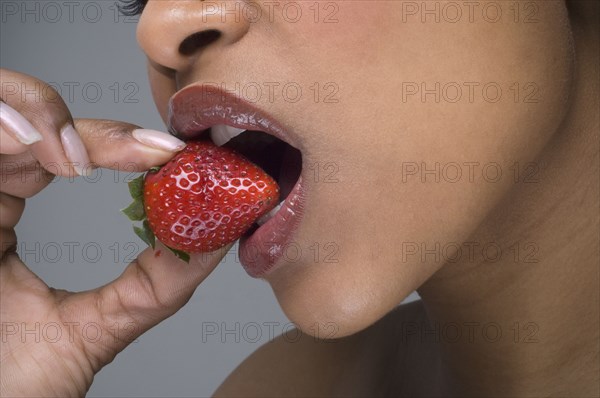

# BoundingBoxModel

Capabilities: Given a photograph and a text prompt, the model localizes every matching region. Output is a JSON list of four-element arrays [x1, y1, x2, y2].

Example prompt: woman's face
[[137, 1, 572, 336]]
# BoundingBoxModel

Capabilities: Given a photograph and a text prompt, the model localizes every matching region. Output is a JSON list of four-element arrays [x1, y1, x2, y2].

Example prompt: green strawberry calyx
[[121, 171, 191, 263]]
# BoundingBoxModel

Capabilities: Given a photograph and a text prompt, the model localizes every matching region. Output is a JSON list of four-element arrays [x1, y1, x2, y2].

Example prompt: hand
[[0, 69, 228, 397]]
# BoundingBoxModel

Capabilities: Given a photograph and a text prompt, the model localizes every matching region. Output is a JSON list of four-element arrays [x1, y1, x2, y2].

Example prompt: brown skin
[[139, 0, 576, 336], [1, 0, 598, 397], [214, 1, 600, 396]]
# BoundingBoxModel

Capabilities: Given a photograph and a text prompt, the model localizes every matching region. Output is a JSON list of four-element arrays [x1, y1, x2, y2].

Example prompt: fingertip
[[73, 119, 183, 172], [144, 240, 230, 267], [136, 240, 231, 283], [190, 243, 234, 268]]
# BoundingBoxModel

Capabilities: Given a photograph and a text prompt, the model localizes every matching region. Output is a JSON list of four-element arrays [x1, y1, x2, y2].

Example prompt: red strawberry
[[123, 140, 279, 261]]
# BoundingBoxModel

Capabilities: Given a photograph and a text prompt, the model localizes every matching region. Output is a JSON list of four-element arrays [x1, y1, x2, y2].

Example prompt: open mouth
[[207, 126, 303, 235], [168, 84, 307, 277]]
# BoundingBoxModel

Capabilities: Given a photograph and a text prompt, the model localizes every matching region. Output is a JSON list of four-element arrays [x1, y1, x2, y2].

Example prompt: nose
[[137, 0, 250, 71]]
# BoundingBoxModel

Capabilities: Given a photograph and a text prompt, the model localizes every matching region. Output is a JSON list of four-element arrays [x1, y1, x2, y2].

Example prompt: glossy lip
[[239, 175, 307, 277], [168, 84, 307, 277], [168, 84, 303, 150]]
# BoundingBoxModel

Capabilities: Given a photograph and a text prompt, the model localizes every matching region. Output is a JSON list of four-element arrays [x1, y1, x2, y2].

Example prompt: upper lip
[[167, 84, 301, 149]]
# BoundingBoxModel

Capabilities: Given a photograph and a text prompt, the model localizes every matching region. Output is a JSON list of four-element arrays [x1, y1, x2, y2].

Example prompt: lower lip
[[239, 176, 306, 277]]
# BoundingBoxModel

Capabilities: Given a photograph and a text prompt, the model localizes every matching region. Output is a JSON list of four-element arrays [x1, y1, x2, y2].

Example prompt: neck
[[419, 8, 599, 396]]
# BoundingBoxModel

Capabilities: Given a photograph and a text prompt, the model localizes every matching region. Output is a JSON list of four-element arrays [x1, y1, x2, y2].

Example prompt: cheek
[[266, 2, 574, 338]]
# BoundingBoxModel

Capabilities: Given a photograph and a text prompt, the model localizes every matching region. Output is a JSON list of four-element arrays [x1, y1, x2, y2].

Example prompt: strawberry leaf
[[133, 220, 156, 249], [127, 174, 145, 201], [142, 220, 156, 248], [122, 199, 145, 221], [166, 247, 191, 263]]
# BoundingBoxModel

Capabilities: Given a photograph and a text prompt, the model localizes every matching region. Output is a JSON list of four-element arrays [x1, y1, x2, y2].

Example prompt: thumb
[[65, 241, 232, 370]]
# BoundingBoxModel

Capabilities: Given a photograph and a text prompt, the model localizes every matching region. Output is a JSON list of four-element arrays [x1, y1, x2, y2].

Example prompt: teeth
[[256, 202, 283, 226], [210, 124, 246, 146]]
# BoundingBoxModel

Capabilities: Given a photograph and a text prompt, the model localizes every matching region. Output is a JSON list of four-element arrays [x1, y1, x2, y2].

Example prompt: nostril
[[179, 29, 222, 56]]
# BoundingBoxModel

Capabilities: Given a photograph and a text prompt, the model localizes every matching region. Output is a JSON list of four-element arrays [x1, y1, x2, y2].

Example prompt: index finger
[[1, 69, 186, 178], [74, 118, 186, 173]]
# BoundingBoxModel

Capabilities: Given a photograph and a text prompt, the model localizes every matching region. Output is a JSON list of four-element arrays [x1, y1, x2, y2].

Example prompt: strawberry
[[123, 140, 280, 261]]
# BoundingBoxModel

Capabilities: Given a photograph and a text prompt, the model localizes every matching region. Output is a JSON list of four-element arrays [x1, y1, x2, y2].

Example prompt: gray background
[[1, 2, 418, 396]]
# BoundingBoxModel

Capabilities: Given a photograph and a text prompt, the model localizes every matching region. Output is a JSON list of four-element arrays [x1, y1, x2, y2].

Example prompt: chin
[[269, 263, 415, 339]]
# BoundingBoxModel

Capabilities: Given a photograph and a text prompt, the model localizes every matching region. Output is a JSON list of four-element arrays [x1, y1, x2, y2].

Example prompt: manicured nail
[[132, 129, 186, 152], [0, 102, 43, 144], [60, 124, 91, 177]]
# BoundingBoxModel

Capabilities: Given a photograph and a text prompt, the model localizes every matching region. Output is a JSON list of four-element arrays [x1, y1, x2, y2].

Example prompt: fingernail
[[60, 124, 91, 177], [0, 102, 43, 144], [132, 129, 186, 152]]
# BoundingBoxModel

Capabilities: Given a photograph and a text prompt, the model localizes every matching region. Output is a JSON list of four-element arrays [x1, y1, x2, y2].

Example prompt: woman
[[0, 0, 597, 396]]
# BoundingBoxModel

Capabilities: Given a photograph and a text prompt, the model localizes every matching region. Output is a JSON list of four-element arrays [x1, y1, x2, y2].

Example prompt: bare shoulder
[[213, 300, 439, 397]]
